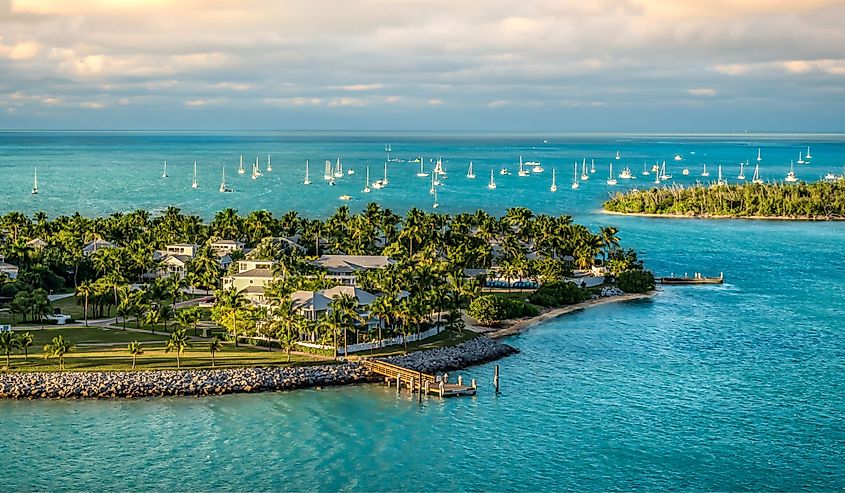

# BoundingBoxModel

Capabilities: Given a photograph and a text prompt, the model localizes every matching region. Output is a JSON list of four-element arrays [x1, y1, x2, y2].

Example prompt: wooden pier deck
[[360, 359, 477, 397]]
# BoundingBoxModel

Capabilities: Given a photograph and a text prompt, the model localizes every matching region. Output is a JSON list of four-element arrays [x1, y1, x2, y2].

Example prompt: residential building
[[164, 243, 199, 258], [82, 239, 117, 257], [221, 259, 277, 303], [311, 255, 394, 285], [0, 255, 19, 280], [209, 239, 245, 256], [26, 238, 47, 250]]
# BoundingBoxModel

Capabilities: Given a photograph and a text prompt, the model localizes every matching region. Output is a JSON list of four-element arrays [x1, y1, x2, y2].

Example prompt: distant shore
[[601, 209, 845, 221], [482, 291, 657, 340]]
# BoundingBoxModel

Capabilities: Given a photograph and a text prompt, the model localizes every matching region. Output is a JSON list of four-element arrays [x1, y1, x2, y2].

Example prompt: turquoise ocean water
[[1, 132, 844, 491]]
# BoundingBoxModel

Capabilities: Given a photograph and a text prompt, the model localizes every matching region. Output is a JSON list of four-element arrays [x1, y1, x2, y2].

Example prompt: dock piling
[[396, 373, 401, 393], [457, 375, 463, 386], [494, 365, 500, 393]]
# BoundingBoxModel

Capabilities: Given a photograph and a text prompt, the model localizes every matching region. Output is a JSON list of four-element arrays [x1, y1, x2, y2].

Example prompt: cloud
[[334, 83, 384, 91], [184, 98, 226, 107], [79, 101, 106, 109], [0, 41, 41, 60], [687, 88, 717, 97]]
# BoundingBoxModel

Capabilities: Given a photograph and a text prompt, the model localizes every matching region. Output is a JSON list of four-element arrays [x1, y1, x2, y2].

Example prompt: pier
[[360, 359, 477, 397]]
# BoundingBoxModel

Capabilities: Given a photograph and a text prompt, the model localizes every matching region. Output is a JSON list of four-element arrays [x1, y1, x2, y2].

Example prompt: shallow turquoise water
[[1, 133, 844, 491]]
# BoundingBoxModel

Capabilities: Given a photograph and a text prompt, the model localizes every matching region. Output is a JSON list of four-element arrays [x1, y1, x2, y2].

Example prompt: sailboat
[[653, 172, 660, 185], [607, 163, 618, 186], [487, 169, 497, 190], [384, 144, 392, 152], [362, 166, 371, 193], [737, 161, 746, 180], [590, 159, 596, 174], [192, 162, 198, 189], [752, 164, 763, 184], [615, 151, 621, 160], [467, 161, 476, 179], [251, 158, 261, 179], [372, 162, 388, 189], [219, 166, 233, 192], [717, 165, 726, 185], [432, 187, 439, 209], [674, 154, 683, 161], [429, 173, 435, 195], [550, 169, 557, 192], [303, 160, 312, 185], [31, 167, 38, 195], [756, 148, 762, 162], [162, 161, 168, 178], [797, 151, 805, 165], [642, 162, 650, 176], [499, 166, 509, 175], [581, 158, 589, 181], [619, 167, 633, 180], [824, 170, 837, 181], [785, 161, 798, 183], [333, 158, 344, 178], [571, 162, 579, 189], [324, 160, 332, 180], [417, 160, 429, 177], [660, 161, 672, 180], [238, 155, 246, 174], [266, 154, 272, 172], [806, 146, 812, 160], [517, 156, 530, 177], [701, 163, 710, 177]]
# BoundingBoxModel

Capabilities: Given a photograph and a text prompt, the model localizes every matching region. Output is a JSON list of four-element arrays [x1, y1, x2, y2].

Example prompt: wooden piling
[[494, 364, 500, 393]]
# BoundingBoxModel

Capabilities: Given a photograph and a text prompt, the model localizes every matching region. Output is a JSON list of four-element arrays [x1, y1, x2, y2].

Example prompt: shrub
[[528, 281, 589, 307], [468, 295, 539, 326], [616, 270, 656, 293], [0, 281, 26, 298]]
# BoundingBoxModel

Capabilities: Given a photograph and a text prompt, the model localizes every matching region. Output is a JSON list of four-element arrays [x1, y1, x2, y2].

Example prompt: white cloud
[[687, 88, 717, 97]]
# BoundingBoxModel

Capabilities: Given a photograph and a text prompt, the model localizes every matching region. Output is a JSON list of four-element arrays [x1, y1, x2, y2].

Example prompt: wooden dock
[[360, 359, 477, 397]]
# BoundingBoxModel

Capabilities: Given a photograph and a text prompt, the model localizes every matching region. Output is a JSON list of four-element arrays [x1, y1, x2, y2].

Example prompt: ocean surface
[[1, 132, 844, 491]]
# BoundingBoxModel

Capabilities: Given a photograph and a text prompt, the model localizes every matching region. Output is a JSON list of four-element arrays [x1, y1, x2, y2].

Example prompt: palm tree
[[329, 293, 360, 358], [127, 341, 143, 370], [165, 329, 191, 369], [76, 280, 94, 326], [143, 308, 161, 334], [158, 304, 174, 332], [214, 288, 248, 347], [43, 335, 74, 370], [208, 336, 223, 367], [0, 331, 17, 367], [175, 308, 200, 336], [16, 332, 33, 362]]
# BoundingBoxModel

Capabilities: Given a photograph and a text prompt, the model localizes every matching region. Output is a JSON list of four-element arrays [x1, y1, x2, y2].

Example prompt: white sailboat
[[372, 162, 388, 189], [324, 160, 332, 181], [192, 162, 198, 189], [487, 169, 497, 190], [251, 158, 261, 179], [653, 172, 660, 185], [266, 154, 272, 172], [642, 162, 650, 176], [219, 166, 233, 192], [785, 161, 798, 183], [432, 187, 439, 209], [162, 161, 168, 178], [571, 162, 579, 190], [467, 161, 476, 179], [333, 158, 344, 178], [417, 160, 429, 177], [660, 161, 672, 180], [517, 156, 530, 177], [607, 163, 617, 186], [619, 167, 633, 180], [806, 146, 812, 160], [500, 166, 509, 175], [757, 148, 762, 162], [363, 166, 371, 193], [701, 163, 710, 177], [737, 161, 746, 180], [615, 151, 621, 160], [31, 167, 38, 195], [429, 173, 435, 195], [797, 150, 805, 165], [752, 164, 763, 184], [304, 160, 312, 185], [590, 159, 596, 174], [550, 168, 557, 192], [238, 155, 245, 174], [717, 165, 726, 185]]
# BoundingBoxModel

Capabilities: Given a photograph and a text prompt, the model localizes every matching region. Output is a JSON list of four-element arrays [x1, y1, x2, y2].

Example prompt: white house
[[221, 259, 277, 303], [164, 243, 199, 258], [0, 255, 18, 280], [210, 239, 245, 256], [311, 255, 394, 285], [82, 239, 117, 257]]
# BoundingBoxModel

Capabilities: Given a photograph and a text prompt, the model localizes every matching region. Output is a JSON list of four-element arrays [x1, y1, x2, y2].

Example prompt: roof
[[83, 239, 116, 250], [241, 286, 266, 294], [162, 255, 192, 265], [232, 268, 274, 279], [313, 255, 394, 273], [319, 285, 378, 305], [211, 239, 242, 246], [26, 238, 47, 247], [167, 243, 198, 249], [291, 290, 332, 312]]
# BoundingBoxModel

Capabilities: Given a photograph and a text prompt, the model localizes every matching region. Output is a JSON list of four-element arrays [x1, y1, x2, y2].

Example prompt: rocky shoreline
[[0, 336, 517, 399]]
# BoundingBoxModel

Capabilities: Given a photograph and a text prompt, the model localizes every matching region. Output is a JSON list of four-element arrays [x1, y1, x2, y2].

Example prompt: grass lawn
[[360, 328, 479, 358], [16, 326, 170, 346]]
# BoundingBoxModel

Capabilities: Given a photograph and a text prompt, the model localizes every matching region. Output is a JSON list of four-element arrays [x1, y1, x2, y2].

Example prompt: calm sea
[[1, 132, 843, 491]]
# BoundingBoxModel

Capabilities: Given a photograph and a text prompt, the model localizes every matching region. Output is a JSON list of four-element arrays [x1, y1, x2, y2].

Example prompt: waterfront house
[[164, 243, 199, 258], [209, 239, 245, 256], [82, 239, 117, 257], [290, 290, 333, 321], [311, 255, 394, 285], [0, 255, 19, 280], [221, 259, 277, 303]]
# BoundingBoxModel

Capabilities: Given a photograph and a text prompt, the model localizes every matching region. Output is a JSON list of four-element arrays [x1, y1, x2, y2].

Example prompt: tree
[[17, 332, 33, 362], [208, 336, 223, 367], [0, 331, 17, 367], [117, 298, 132, 330], [76, 280, 94, 326], [329, 293, 360, 358], [165, 329, 191, 369], [213, 288, 248, 347], [127, 341, 143, 370], [158, 304, 174, 332], [43, 335, 74, 370], [175, 307, 201, 336], [143, 308, 161, 334]]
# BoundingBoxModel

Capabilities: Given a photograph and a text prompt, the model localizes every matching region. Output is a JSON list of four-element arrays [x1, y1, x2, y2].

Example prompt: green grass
[[360, 328, 479, 358], [18, 326, 170, 346]]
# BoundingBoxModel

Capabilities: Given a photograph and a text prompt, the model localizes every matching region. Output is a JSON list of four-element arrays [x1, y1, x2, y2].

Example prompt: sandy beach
[[601, 209, 845, 221]]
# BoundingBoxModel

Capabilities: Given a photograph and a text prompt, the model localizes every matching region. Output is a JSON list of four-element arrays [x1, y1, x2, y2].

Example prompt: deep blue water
[[1, 132, 844, 491]]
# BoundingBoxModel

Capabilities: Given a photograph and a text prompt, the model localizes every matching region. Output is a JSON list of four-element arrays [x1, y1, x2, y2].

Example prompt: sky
[[0, 0, 844, 131]]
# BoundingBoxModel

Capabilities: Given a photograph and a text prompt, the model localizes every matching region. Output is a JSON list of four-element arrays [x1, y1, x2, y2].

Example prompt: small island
[[603, 180, 845, 220]]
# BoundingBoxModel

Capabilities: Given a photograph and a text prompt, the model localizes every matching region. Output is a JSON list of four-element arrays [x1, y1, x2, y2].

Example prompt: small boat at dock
[[658, 273, 724, 285]]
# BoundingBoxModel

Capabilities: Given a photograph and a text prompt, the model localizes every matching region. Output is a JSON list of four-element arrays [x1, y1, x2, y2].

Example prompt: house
[[164, 243, 199, 258], [160, 255, 192, 279], [221, 259, 277, 303], [209, 239, 245, 256], [317, 285, 381, 331], [0, 255, 18, 280], [288, 285, 382, 331], [82, 239, 117, 257], [26, 238, 47, 250], [291, 290, 332, 321], [311, 255, 395, 285]]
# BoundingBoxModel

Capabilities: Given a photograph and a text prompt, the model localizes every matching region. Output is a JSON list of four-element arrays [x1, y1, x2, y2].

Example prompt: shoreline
[[486, 291, 657, 340], [601, 209, 845, 221]]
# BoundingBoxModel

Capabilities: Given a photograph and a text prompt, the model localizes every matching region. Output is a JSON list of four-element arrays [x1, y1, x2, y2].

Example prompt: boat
[[192, 161, 198, 189], [824, 171, 837, 181], [500, 166, 509, 175], [674, 154, 683, 161], [362, 166, 371, 193], [410, 157, 421, 164], [785, 161, 798, 183], [266, 154, 272, 172], [737, 161, 746, 180], [806, 146, 812, 160], [333, 158, 344, 178], [653, 172, 660, 184], [339, 195, 352, 201], [382, 162, 389, 185], [347, 169, 355, 176], [434, 158, 445, 176], [752, 164, 763, 184], [550, 168, 557, 192], [532, 162, 544, 173], [619, 167, 633, 180], [757, 148, 762, 162], [571, 162, 579, 190], [162, 161, 168, 178], [517, 156, 530, 177], [581, 159, 589, 181], [659, 161, 672, 180], [384, 144, 392, 152], [615, 151, 621, 160], [651, 164, 660, 173], [324, 160, 332, 180], [303, 160, 312, 185], [590, 159, 596, 174], [701, 163, 710, 177], [717, 165, 726, 185], [371, 162, 388, 189], [219, 166, 233, 192], [238, 155, 245, 174], [642, 162, 650, 176], [797, 150, 805, 165], [251, 158, 261, 180], [487, 169, 497, 190], [417, 160, 429, 177], [682, 168, 690, 176], [31, 167, 38, 195], [432, 187, 439, 209], [466, 161, 476, 179], [607, 163, 617, 186], [658, 273, 724, 285]]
